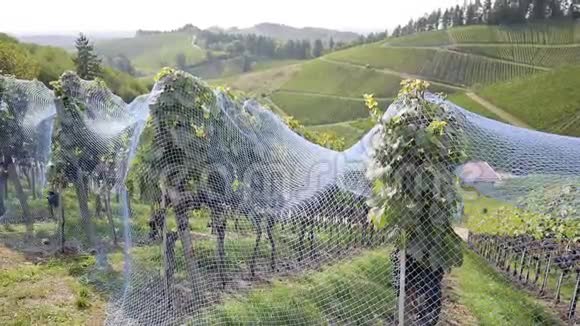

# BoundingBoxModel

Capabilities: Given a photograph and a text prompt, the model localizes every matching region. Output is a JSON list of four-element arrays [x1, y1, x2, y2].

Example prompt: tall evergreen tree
[[329, 37, 335, 50], [73, 33, 101, 80], [442, 9, 451, 29], [312, 39, 324, 57], [549, 0, 564, 18], [484, 0, 493, 23], [532, 0, 548, 19]]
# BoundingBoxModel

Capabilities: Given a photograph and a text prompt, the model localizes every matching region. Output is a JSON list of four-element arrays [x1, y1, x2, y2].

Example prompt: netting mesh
[[0, 71, 578, 325]]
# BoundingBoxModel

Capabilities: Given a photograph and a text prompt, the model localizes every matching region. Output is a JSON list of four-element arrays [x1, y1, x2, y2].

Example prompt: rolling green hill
[[209, 21, 580, 148], [477, 65, 580, 136], [0, 33, 149, 102], [96, 32, 206, 76]]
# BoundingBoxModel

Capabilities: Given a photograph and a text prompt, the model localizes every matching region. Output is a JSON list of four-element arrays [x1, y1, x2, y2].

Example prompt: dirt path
[[465, 92, 532, 128]]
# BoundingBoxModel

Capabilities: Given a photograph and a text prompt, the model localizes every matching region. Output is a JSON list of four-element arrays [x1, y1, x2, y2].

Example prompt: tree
[[329, 37, 335, 50], [392, 25, 402, 37], [466, 3, 478, 24], [442, 10, 451, 29], [484, 0, 494, 22], [365, 81, 465, 325], [0, 76, 36, 237], [532, 0, 548, 19], [146, 68, 213, 302], [73, 34, 101, 80], [50, 72, 119, 253], [0, 42, 39, 79], [549, 0, 564, 18], [312, 39, 324, 58], [453, 5, 465, 26]]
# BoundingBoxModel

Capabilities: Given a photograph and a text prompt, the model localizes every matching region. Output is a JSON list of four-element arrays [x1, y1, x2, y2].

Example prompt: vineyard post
[[540, 252, 553, 296], [568, 270, 579, 321]]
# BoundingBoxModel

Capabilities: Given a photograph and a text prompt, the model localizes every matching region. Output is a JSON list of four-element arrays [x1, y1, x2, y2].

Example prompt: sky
[[3, 0, 464, 35]]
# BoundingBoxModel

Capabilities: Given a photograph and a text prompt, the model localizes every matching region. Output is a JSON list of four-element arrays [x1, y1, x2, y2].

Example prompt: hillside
[[222, 23, 360, 43], [96, 32, 206, 76], [0, 33, 149, 102], [216, 22, 580, 146]]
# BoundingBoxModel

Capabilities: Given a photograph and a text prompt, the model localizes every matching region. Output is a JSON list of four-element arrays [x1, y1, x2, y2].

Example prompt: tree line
[[392, 0, 580, 37]]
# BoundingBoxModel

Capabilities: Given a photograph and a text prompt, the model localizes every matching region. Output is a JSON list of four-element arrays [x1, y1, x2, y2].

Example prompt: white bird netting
[[0, 71, 578, 325]]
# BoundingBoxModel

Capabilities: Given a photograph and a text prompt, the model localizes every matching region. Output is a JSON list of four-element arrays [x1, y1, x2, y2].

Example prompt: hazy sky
[[3, 0, 464, 35]]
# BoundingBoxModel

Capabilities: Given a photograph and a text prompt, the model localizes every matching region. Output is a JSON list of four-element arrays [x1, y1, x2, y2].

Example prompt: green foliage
[[0, 42, 39, 79], [75, 287, 91, 310], [366, 80, 465, 271], [467, 196, 580, 242], [22, 43, 74, 84], [74, 34, 102, 80], [308, 121, 368, 148], [283, 116, 346, 151], [100, 67, 149, 102], [477, 65, 580, 136]]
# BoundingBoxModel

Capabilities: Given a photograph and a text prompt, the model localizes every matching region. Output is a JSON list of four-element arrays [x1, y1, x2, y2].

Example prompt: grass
[[211, 63, 301, 96], [451, 250, 563, 326], [252, 59, 303, 71], [0, 256, 104, 325], [270, 91, 389, 125], [204, 249, 397, 325], [96, 32, 206, 76], [476, 65, 580, 136], [280, 59, 402, 98], [453, 45, 580, 68], [448, 92, 505, 121]]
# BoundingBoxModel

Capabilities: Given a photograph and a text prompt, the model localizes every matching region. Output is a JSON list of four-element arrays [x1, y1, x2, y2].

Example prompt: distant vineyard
[[453, 45, 580, 68], [450, 23, 580, 45], [386, 30, 452, 47], [327, 46, 541, 87]]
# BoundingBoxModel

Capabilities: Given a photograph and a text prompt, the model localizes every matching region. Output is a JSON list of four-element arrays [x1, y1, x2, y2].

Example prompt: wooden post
[[540, 253, 553, 296], [567, 271, 579, 321], [398, 249, 406, 326], [554, 270, 565, 304]]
